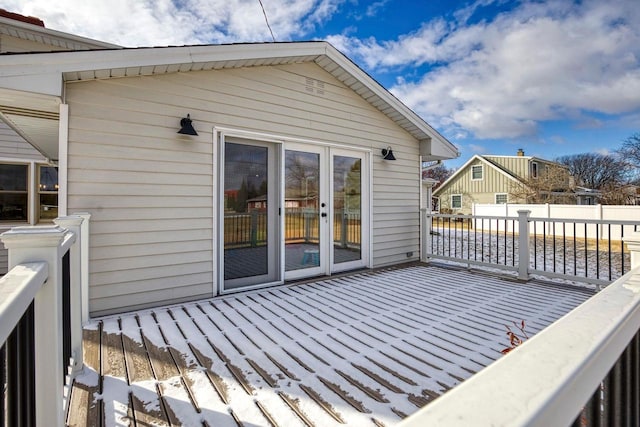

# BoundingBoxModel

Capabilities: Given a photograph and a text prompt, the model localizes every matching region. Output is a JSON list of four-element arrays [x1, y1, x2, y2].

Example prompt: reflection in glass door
[[222, 140, 278, 290], [284, 149, 323, 277], [332, 153, 364, 271]]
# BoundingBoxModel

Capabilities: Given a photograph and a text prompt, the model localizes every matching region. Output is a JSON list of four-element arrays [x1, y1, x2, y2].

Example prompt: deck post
[[518, 210, 531, 281], [74, 212, 91, 324], [624, 232, 640, 270], [54, 215, 85, 373], [1, 226, 67, 427]]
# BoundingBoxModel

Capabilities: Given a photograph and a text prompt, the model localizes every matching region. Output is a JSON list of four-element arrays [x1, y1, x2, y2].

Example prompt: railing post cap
[[0, 225, 67, 248], [53, 215, 85, 228]]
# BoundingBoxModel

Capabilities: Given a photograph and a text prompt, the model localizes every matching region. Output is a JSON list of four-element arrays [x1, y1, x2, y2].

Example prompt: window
[[451, 194, 462, 209], [0, 163, 28, 222], [38, 165, 58, 222], [471, 165, 483, 180], [531, 162, 538, 179], [495, 193, 508, 204]]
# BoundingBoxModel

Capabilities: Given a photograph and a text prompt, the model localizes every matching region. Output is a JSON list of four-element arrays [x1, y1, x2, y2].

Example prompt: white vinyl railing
[[404, 231, 640, 426], [0, 215, 88, 427], [422, 209, 640, 286]]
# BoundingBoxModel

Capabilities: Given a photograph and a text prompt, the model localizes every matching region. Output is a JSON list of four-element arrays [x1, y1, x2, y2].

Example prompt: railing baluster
[[608, 224, 612, 282], [632, 332, 640, 424], [574, 222, 577, 278], [6, 302, 36, 427], [585, 223, 588, 278], [621, 225, 626, 275], [562, 222, 566, 275], [533, 221, 538, 270], [582, 383, 603, 427], [543, 221, 547, 271], [622, 341, 632, 425], [488, 218, 492, 263], [1, 343, 4, 427], [511, 219, 515, 266], [596, 224, 600, 280], [553, 221, 557, 273]]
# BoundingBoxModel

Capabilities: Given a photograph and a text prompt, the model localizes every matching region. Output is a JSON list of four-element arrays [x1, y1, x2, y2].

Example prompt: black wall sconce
[[381, 146, 396, 160], [177, 114, 198, 136]]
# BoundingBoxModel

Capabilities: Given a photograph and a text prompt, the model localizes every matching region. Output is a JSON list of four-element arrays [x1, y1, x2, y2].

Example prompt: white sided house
[[0, 34, 458, 316]]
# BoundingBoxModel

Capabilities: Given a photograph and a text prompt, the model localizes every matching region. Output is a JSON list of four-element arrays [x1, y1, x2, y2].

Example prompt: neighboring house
[[0, 16, 459, 315], [434, 149, 595, 214], [0, 11, 121, 273]]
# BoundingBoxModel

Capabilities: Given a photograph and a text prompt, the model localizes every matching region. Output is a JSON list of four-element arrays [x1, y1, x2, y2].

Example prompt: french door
[[284, 144, 369, 280], [219, 134, 369, 292]]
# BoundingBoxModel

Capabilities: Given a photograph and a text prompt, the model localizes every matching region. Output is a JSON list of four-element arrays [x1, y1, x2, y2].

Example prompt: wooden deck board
[[70, 264, 595, 426], [66, 327, 102, 427]]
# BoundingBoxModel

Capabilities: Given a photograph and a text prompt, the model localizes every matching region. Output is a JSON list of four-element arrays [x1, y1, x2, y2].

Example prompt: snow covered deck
[[67, 264, 594, 426]]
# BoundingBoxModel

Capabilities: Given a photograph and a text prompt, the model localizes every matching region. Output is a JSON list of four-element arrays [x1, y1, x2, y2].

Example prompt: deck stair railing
[[0, 215, 88, 427], [422, 209, 640, 286], [403, 231, 640, 426]]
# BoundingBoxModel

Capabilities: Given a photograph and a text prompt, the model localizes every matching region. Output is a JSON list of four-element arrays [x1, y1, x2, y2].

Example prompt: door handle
[[321, 212, 327, 217]]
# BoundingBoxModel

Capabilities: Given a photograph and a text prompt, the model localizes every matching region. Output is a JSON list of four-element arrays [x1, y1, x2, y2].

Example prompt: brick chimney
[[517, 148, 525, 157]]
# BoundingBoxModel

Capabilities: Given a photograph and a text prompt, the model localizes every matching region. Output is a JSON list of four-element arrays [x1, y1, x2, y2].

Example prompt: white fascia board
[[0, 72, 63, 97]]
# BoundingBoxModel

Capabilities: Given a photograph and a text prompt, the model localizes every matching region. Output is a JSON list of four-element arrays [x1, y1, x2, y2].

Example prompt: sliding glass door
[[221, 138, 279, 290]]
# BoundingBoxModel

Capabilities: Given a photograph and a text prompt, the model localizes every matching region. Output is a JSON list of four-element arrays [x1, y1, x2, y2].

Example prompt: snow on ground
[[70, 264, 594, 426], [429, 226, 631, 285]]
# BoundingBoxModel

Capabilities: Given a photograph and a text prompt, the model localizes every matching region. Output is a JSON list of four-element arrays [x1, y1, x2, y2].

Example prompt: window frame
[[451, 194, 462, 210], [531, 161, 539, 179], [0, 162, 30, 223], [495, 193, 508, 204], [471, 165, 484, 181], [37, 164, 59, 223]]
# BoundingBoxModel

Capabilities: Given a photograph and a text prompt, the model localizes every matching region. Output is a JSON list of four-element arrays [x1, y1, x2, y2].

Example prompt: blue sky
[[4, 0, 639, 169]]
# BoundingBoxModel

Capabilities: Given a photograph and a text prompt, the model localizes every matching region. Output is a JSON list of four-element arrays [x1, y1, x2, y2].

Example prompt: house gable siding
[[435, 157, 522, 213], [66, 62, 421, 315]]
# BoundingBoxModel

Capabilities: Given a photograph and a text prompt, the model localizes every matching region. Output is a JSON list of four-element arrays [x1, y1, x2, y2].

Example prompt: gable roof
[[433, 154, 524, 196], [0, 41, 459, 161]]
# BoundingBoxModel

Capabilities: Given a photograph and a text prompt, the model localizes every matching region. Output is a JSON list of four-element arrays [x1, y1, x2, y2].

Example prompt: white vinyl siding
[[471, 165, 483, 180], [66, 62, 422, 315], [451, 194, 462, 209], [495, 193, 508, 204]]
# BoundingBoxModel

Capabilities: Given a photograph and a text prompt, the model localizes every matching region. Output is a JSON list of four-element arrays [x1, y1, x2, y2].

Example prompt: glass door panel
[[223, 140, 278, 290], [284, 144, 329, 280], [332, 152, 366, 271]]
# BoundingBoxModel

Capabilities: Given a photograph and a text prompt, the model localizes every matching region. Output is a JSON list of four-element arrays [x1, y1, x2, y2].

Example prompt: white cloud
[[0, 0, 345, 46], [337, 0, 640, 140]]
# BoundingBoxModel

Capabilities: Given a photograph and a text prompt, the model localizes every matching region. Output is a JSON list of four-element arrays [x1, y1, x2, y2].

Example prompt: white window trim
[[451, 194, 462, 209], [471, 165, 483, 181], [495, 193, 508, 204]]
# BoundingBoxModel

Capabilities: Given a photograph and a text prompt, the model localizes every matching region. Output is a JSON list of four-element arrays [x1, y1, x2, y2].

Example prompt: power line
[[257, 0, 276, 42]]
